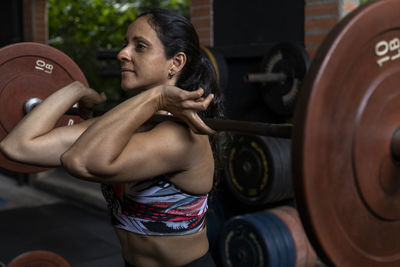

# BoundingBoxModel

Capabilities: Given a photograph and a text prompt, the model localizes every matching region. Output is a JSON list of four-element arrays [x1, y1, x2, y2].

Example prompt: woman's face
[[117, 15, 173, 91]]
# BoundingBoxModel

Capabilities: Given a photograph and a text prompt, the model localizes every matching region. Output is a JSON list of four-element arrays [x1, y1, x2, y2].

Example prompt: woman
[[0, 8, 223, 267]]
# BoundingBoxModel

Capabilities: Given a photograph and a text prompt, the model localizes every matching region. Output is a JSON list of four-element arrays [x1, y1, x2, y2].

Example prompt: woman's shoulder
[[152, 120, 210, 144], [150, 121, 214, 193], [152, 120, 213, 164]]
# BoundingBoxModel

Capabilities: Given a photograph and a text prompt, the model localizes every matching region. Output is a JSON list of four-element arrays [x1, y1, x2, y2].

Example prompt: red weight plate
[[292, 0, 400, 266], [8, 250, 71, 267], [0, 74, 82, 132], [0, 42, 86, 173]]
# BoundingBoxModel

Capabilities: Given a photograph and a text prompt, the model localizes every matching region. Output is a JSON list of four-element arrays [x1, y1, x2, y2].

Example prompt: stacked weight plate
[[219, 206, 316, 267], [260, 43, 310, 117], [224, 134, 293, 207]]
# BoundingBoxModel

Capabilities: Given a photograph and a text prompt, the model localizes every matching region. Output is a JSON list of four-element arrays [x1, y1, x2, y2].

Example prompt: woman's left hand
[[158, 85, 216, 135]]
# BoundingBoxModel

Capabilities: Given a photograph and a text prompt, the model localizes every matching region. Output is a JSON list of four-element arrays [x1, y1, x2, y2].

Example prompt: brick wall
[[305, 0, 359, 58], [23, 0, 48, 43], [190, 0, 361, 58], [190, 0, 213, 46], [339, 0, 360, 18]]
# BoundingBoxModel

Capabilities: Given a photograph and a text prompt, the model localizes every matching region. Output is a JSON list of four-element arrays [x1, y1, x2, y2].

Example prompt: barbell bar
[[1, 1, 400, 266], [244, 72, 288, 83], [153, 115, 293, 138], [22, 97, 293, 138]]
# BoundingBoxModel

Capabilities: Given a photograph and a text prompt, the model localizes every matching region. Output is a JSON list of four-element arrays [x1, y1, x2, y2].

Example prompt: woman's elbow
[[0, 139, 24, 162], [0, 140, 9, 157], [61, 151, 113, 181], [61, 151, 91, 179]]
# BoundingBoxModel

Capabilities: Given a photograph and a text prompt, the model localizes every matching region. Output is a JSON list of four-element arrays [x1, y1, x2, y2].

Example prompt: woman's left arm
[[61, 85, 215, 183]]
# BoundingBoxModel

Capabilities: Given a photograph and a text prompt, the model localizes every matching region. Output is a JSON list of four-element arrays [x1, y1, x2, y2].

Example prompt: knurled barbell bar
[[1, 1, 400, 266], [21, 96, 293, 139]]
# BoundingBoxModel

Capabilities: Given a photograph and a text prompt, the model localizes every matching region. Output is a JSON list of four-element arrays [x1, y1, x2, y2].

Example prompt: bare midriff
[[114, 226, 210, 267]]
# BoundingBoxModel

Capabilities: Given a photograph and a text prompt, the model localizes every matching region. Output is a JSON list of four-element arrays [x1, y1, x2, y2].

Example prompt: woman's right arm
[[0, 81, 106, 167]]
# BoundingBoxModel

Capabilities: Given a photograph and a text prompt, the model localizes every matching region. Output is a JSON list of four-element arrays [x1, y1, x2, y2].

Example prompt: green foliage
[[360, 0, 374, 5], [48, 0, 190, 101]]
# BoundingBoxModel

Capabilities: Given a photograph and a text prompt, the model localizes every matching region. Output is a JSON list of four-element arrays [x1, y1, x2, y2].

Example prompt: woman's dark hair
[[137, 8, 225, 188]]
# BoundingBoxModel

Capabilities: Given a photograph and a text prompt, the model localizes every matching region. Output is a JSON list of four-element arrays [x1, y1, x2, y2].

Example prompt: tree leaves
[[47, 0, 189, 99]]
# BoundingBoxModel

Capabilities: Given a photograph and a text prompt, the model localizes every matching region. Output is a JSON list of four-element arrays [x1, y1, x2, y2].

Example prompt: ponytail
[[180, 54, 225, 190], [178, 54, 224, 120]]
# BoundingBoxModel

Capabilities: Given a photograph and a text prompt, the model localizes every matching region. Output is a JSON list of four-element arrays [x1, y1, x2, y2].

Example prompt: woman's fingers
[[181, 93, 214, 110], [162, 85, 216, 135], [78, 91, 107, 119], [194, 120, 217, 135], [183, 112, 217, 136], [183, 88, 204, 100], [98, 92, 108, 103]]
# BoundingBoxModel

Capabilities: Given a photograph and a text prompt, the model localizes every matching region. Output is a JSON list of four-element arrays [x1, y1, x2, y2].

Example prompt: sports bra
[[101, 177, 208, 236]]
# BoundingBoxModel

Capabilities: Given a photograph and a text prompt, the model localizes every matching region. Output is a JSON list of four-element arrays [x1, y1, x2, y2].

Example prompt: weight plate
[[0, 42, 87, 173], [201, 46, 229, 92], [8, 250, 70, 267], [261, 42, 309, 116], [220, 219, 266, 267], [268, 206, 317, 267], [252, 211, 296, 267], [224, 134, 293, 206], [219, 211, 296, 267], [292, 0, 400, 265]]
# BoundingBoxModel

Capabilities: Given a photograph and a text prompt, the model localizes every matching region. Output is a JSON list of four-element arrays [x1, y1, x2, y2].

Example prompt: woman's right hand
[[158, 85, 216, 135], [68, 81, 107, 119]]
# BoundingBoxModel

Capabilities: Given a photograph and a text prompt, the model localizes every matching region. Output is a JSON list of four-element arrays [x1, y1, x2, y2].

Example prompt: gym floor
[[0, 169, 124, 266]]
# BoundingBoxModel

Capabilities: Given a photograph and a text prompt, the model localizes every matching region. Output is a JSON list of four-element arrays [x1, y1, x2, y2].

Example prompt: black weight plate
[[261, 42, 309, 116]]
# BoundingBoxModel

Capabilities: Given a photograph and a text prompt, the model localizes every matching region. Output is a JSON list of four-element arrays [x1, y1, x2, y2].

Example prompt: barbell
[[244, 42, 310, 116], [0, 0, 400, 265], [21, 96, 293, 138]]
